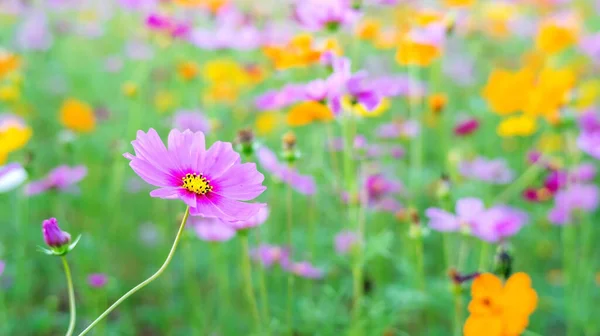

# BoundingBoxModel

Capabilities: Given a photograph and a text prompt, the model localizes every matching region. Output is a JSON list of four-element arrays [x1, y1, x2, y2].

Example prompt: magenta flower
[[42, 218, 71, 248], [145, 13, 190, 38], [191, 217, 237, 242], [255, 84, 305, 110], [472, 206, 528, 242], [548, 184, 599, 225], [334, 230, 360, 255], [124, 129, 266, 221], [459, 157, 514, 184], [578, 132, 600, 160], [425, 197, 486, 233], [256, 146, 316, 195], [454, 118, 480, 136], [250, 244, 290, 268], [88, 273, 109, 288], [173, 109, 211, 134], [282, 260, 324, 279], [25, 165, 87, 196], [0, 260, 4, 277]]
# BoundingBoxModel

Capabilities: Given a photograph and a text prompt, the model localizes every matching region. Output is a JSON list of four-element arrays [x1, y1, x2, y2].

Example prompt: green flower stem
[[285, 183, 295, 335], [61, 256, 76, 336], [240, 235, 262, 332], [562, 222, 577, 336], [477, 242, 491, 272], [77, 206, 190, 336]]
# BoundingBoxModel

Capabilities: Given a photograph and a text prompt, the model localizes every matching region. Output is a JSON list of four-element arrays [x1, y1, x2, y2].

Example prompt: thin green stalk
[[257, 262, 270, 329], [211, 243, 230, 333], [477, 242, 491, 272], [493, 163, 542, 204], [240, 235, 262, 332], [285, 184, 295, 335], [61, 257, 76, 336], [183, 236, 202, 334], [453, 290, 463, 336], [415, 237, 426, 291], [562, 224, 577, 336], [77, 207, 190, 336]]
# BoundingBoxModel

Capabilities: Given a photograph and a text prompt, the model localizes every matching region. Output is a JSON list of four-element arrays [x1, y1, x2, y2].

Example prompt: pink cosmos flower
[[42, 218, 71, 248], [0, 260, 4, 277], [334, 230, 361, 255], [226, 206, 269, 230], [124, 129, 266, 221], [454, 118, 480, 136], [24, 165, 87, 196], [548, 184, 599, 225], [256, 146, 316, 195], [173, 109, 211, 134], [250, 244, 291, 268], [459, 157, 514, 184], [425, 197, 486, 233], [191, 217, 237, 242], [282, 260, 324, 279], [293, 0, 359, 32], [472, 206, 528, 243], [88, 273, 108, 288]]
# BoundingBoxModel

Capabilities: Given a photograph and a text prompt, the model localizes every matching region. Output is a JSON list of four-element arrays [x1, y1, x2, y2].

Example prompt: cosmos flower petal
[[202, 141, 241, 179], [455, 197, 485, 221], [193, 193, 265, 221], [129, 158, 173, 187], [167, 129, 196, 171], [131, 129, 174, 174], [425, 208, 459, 231], [149, 187, 181, 199]]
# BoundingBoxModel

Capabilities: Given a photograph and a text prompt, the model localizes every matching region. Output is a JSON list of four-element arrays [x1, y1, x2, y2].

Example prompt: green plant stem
[[77, 206, 190, 336], [562, 224, 577, 336], [285, 184, 295, 335], [493, 163, 542, 204], [61, 256, 76, 336], [477, 242, 491, 272], [240, 235, 262, 332], [453, 290, 463, 336]]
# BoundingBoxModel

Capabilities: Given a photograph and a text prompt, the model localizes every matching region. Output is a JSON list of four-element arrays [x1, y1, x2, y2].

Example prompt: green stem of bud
[[61, 256, 76, 336]]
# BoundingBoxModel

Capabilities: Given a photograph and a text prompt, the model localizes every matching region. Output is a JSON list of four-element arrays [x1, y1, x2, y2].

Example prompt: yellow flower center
[[182, 173, 213, 195]]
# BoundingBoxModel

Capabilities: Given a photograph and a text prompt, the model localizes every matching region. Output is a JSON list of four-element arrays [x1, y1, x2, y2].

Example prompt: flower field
[[0, 0, 599, 335]]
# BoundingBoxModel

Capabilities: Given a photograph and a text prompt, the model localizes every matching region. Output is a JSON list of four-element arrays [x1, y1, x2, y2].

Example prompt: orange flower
[[481, 2, 517, 39], [262, 34, 337, 70], [395, 38, 441, 67], [464, 273, 538, 336], [0, 51, 20, 79], [286, 101, 334, 126], [174, 0, 227, 12], [444, 0, 475, 7], [482, 67, 534, 115], [59, 98, 96, 133], [523, 67, 575, 121], [178, 61, 199, 81], [428, 93, 447, 114]]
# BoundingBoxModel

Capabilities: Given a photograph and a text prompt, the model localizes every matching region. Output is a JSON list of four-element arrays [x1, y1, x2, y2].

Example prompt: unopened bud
[[494, 245, 513, 280], [281, 131, 300, 164], [39, 218, 80, 256], [236, 128, 256, 157]]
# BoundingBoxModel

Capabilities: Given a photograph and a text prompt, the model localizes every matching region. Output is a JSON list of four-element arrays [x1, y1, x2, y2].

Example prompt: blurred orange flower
[[0, 116, 32, 163], [464, 272, 538, 336], [287, 101, 334, 126], [444, 0, 475, 7], [60, 98, 96, 133], [178, 61, 199, 81], [356, 19, 381, 41], [174, 0, 227, 12], [523, 67, 575, 121], [263, 34, 341, 70], [482, 2, 517, 39], [497, 115, 537, 137], [0, 51, 20, 79], [428, 93, 447, 114]]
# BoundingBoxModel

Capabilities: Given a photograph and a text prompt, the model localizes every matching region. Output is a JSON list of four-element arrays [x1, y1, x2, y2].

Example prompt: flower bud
[[236, 128, 256, 157], [494, 245, 513, 280], [39, 218, 80, 256], [43, 218, 71, 248], [281, 131, 301, 164]]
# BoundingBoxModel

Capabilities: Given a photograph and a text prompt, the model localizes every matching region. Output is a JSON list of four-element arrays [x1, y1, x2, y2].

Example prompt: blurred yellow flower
[[0, 51, 20, 79], [178, 61, 199, 81], [523, 67, 575, 122], [154, 91, 176, 113], [574, 79, 600, 110], [60, 98, 96, 133], [356, 19, 381, 40], [0, 116, 32, 159], [175, 0, 228, 12], [414, 10, 444, 26], [482, 67, 534, 115], [497, 115, 537, 137], [536, 15, 579, 54], [122, 81, 138, 97], [203, 83, 239, 105], [0, 84, 20, 102], [287, 101, 334, 126], [537, 133, 563, 153], [255, 111, 282, 135], [482, 2, 517, 39], [342, 97, 390, 118], [395, 39, 440, 67], [444, 0, 475, 7], [203, 59, 250, 86]]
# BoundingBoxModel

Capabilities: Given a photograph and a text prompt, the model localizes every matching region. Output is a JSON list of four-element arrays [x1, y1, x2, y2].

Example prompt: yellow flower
[[574, 79, 600, 110], [262, 34, 333, 70], [154, 91, 176, 113], [255, 111, 282, 135], [537, 133, 563, 153], [523, 67, 575, 122], [0, 51, 20, 79], [178, 61, 199, 81], [536, 16, 579, 55], [175, 0, 228, 12], [286, 101, 334, 126], [0, 84, 20, 102], [203, 83, 239, 105], [395, 28, 442, 67], [414, 10, 444, 26], [497, 115, 537, 137], [60, 98, 96, 133], [482, 2, 517, 39], [444, 0, 475, 7], [482, 67, 534, 115], [342, 97, 390, 118], [0, 116, 32, 156], [203, 59, 250, 87], [122, 81, 138, 97], [356, 19, 381, 40]]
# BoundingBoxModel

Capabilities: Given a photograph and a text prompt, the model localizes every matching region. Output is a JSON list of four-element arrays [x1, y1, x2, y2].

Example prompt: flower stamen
[[182, 173, 213, 195]]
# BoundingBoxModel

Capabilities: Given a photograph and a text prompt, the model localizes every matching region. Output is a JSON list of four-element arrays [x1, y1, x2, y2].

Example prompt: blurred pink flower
[[256, 146, 316, 195], [88, 273, 108, 288], [173, 110, 211, 134], [25, 165, 87, 196], [282, 260, 324, 279], [548, 184, 599, 225], [191, 217, 237, 242], [334, 230, 360, 255], [250, 244, 290, 268]]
